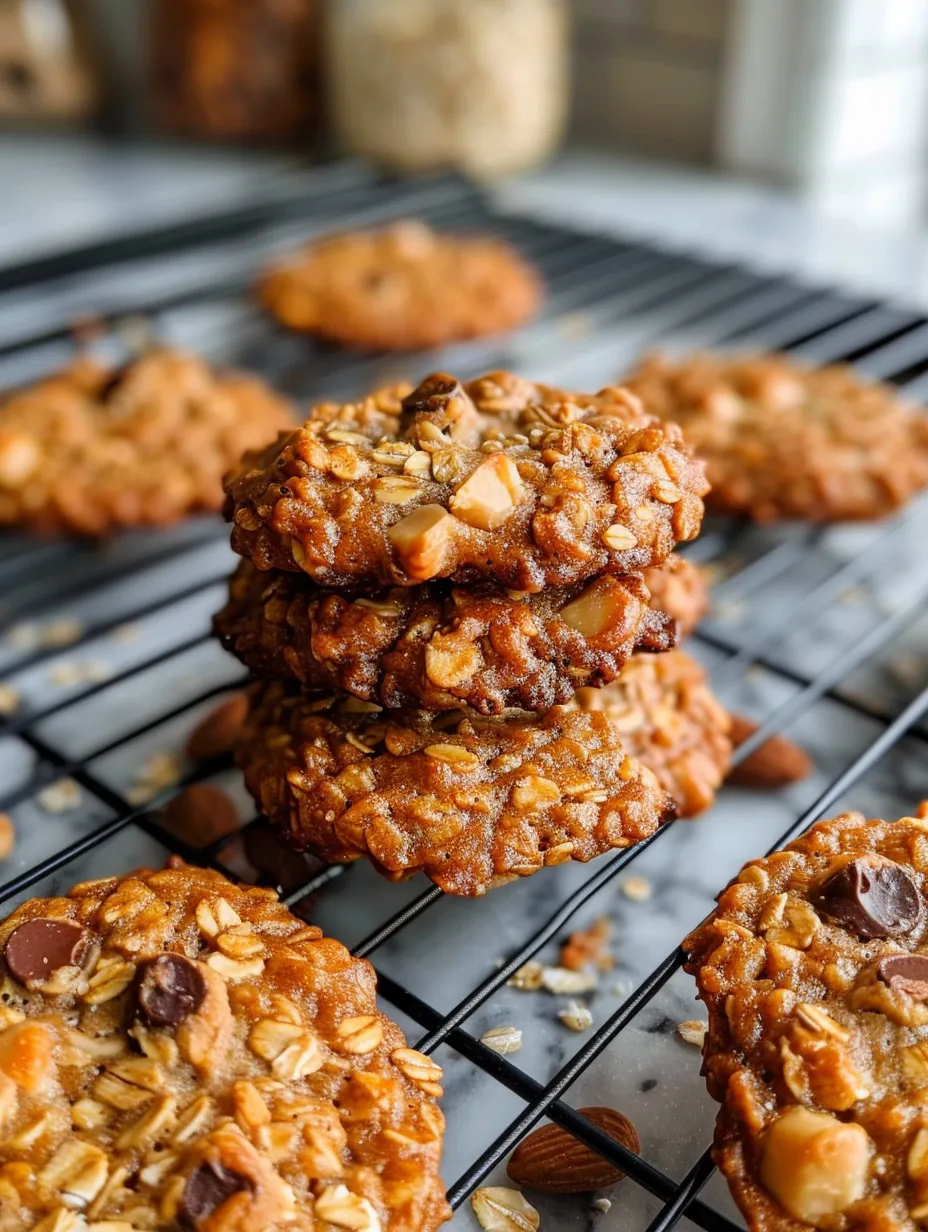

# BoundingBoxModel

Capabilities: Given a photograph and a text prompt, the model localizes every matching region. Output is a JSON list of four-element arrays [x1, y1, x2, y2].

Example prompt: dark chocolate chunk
[[817, 857, 925, 940], [136, 953, 206, 1028], [179, 1160, 253, 1227], [876, 952, 928, 996], [400, 373, 474, 439], [4, 918, 89, 983]]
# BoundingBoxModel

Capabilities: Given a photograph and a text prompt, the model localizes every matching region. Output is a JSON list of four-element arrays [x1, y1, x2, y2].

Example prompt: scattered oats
[[557, 1000, 593, 1032], [677, 1020, 707, 1047], [5, 623, 40, 651], [610, 980, 633, 998], [889, 654, 926, 688], [110, 623, 141, 645], [493, 957, 505, 970], [472, 1187, 540, 1232], [714, 599, 746, 623], [0, 684, 20, 715], [481, 1025, 523, 1055], [621, 875, 653, 902], [558, 311, 591, 341], [49, 662, 83, 688], [128, 751, 182, 804], [541, 966, 598, 995], [83, 660, 113, 683], [592, 1198, 612, 1214], [508, 961, 544, 991], [38, 778, 82, 814], [839, 585, 868, 606], [43, 618, 84, 647]]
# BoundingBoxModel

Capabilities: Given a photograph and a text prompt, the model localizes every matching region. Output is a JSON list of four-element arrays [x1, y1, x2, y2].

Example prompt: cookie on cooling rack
[[0, 862, 449, 1231], [625, 352, 928, 522], [225, 370, 708, 593], [684, 808, 928, 1232], [643, 554, 709, 639], [234, 680, 674, 897], [573, 648, 732, 818], [256, 220, 542, 351], [214, 559, 674, 716], [0, 350, 294, 537]]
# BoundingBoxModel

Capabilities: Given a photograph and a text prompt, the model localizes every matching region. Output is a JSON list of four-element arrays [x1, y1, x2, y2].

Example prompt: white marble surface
[[1, 140, 928, 1231]]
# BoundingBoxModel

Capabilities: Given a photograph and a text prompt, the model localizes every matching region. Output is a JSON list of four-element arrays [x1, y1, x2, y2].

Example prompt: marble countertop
[[2, 138, 928, 1232]]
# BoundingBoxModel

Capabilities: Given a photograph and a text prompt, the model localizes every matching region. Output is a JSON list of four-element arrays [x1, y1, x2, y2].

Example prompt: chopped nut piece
[[387, 504, 455, 581], [481, 1026, 523, 1055], [449, 454, 524, 530], [677, 1020, 707, 1047], [759, 1107, 871, 1223], [314, 1183, 382, 1232], [472, 1186, 540, 1232]]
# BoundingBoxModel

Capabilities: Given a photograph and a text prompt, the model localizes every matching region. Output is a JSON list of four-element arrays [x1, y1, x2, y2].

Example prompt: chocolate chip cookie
[[235, 680, 674, 896], [643, 554, 709, 639], [625, 353, 928, 522], [214, 559, 674, 716], [0, 862, 449, 1231], [573, 648, 731, 818], [225, 371, 708, 593], [0, 351, 294, 537], [684, 808, 928, 1232], [257, 221, 542, 351]]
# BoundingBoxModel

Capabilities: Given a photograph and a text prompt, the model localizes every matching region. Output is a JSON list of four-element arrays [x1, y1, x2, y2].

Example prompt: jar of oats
[[326, 0, 568, 176]]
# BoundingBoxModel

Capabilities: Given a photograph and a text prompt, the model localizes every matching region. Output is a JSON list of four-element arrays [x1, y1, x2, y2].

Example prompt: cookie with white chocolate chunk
[[0, 863, 449, 1231], [684, 808, 928, 1232]]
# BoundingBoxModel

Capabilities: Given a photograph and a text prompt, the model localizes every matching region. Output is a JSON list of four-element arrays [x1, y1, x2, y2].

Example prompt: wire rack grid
[[2, 166, 928, 1232]]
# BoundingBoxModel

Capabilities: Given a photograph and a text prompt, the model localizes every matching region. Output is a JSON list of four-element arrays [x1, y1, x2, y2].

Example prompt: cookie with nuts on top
[[214, 558, 674, 716], [684, 807, 928, 1232], [256, 220, 542, 351], [225, 371, 708, 594], [234, 679, 675, 896], [573, 648, 731, 818], [0, 350, 294, 538], [643, 554, 709, 639], [0, 863, 449, 1231], [625, 352, 928, 522]]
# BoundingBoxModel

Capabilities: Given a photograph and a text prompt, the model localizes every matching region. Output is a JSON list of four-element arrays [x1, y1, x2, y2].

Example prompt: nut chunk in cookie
[[683, 809, 928, 1232], [225, 371, 707, 593], [0, 864, 449, 1231]]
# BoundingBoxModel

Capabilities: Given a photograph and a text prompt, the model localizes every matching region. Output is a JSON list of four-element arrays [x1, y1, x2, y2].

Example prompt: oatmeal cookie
[[235, 680, 674, 896], [214, 559, 674, 716], [0, 351, 294, 537], [225, 371, 707, 593], [625, 352, 928, 522], [643, 554, 709, 639], [684, 808, 928, 1232], [257, 221, 542, 351], [0, 862, 449, 1232], [573, 649, 731, 818]]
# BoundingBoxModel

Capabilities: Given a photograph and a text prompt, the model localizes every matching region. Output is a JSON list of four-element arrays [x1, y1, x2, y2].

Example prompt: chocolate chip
[[136, 954, 206, 1028], [179, 1160, 253, 1227], [817, 857, 925, 940], [876, 953, 928, 996], [401, 373, 462, 418], [4, 918, 89, 984]]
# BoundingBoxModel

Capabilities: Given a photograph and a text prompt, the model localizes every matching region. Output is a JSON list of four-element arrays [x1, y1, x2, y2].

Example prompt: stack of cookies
[[217, 370, 711, 895]]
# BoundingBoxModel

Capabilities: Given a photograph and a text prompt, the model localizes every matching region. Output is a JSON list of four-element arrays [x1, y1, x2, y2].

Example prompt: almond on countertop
[[507, 1106, 640, 1194], [726, 713, 812, 788], [161, 784, 240, 847], [185, 692, 248, 762]]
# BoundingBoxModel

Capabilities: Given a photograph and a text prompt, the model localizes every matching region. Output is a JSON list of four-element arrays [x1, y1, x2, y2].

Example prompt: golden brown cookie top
[[225, 370, 708, 593], [235, 681, 674, 896], [626, 352, 928, 522], [257, 220, 542, 351], [0, 351, 294, 537], [214, 559, 674, 716], [684, 809, 928, 1232], [0, 864, 449, 1231], [574, 648, 731, 818]]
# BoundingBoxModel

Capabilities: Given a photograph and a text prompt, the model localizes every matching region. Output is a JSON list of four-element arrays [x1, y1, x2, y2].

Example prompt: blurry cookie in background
[[0, 350, 294, 537], [625, 352, 928, 522], [644, 553, 710, 639], [257, 221, 543, 350]]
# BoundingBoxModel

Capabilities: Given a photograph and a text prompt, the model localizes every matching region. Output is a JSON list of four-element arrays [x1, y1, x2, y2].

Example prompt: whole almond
[[185, 693, 248, 762], [506, 1106, 640, 1194], [162, 784, 240, 847], [726, 714, 812, 788]]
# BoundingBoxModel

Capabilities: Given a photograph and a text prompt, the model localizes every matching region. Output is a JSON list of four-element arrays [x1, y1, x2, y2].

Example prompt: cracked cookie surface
[[573, 648, 731, 818], [225, 370, 707, 593], [235, 680, 674, 896], [256, 221, 542, 351], [214, 559, 674, 716], [684, 809, 928, 1232], [0, 863, 448, 1232], [626, 352, 928, 522], [0, 351, 294, 538]]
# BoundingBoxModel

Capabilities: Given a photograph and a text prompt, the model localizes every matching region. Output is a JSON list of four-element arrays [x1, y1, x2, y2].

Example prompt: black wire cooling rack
[[3, 163, 928, 1232]]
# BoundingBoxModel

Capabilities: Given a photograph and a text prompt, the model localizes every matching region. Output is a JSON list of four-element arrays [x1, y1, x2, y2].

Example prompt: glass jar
[[326, 0, 568, 177], [149, 0, 319, 143]]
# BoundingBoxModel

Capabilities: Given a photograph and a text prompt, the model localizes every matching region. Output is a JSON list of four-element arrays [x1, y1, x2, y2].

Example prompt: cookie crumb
[[621, 875, 653, 902], [592, 1198, 612, 1214], [38, 778, 82, 813], [481, 1025, 523, 1055], [560, 916, 612, 972], [677, 1019, 707, 1047]]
